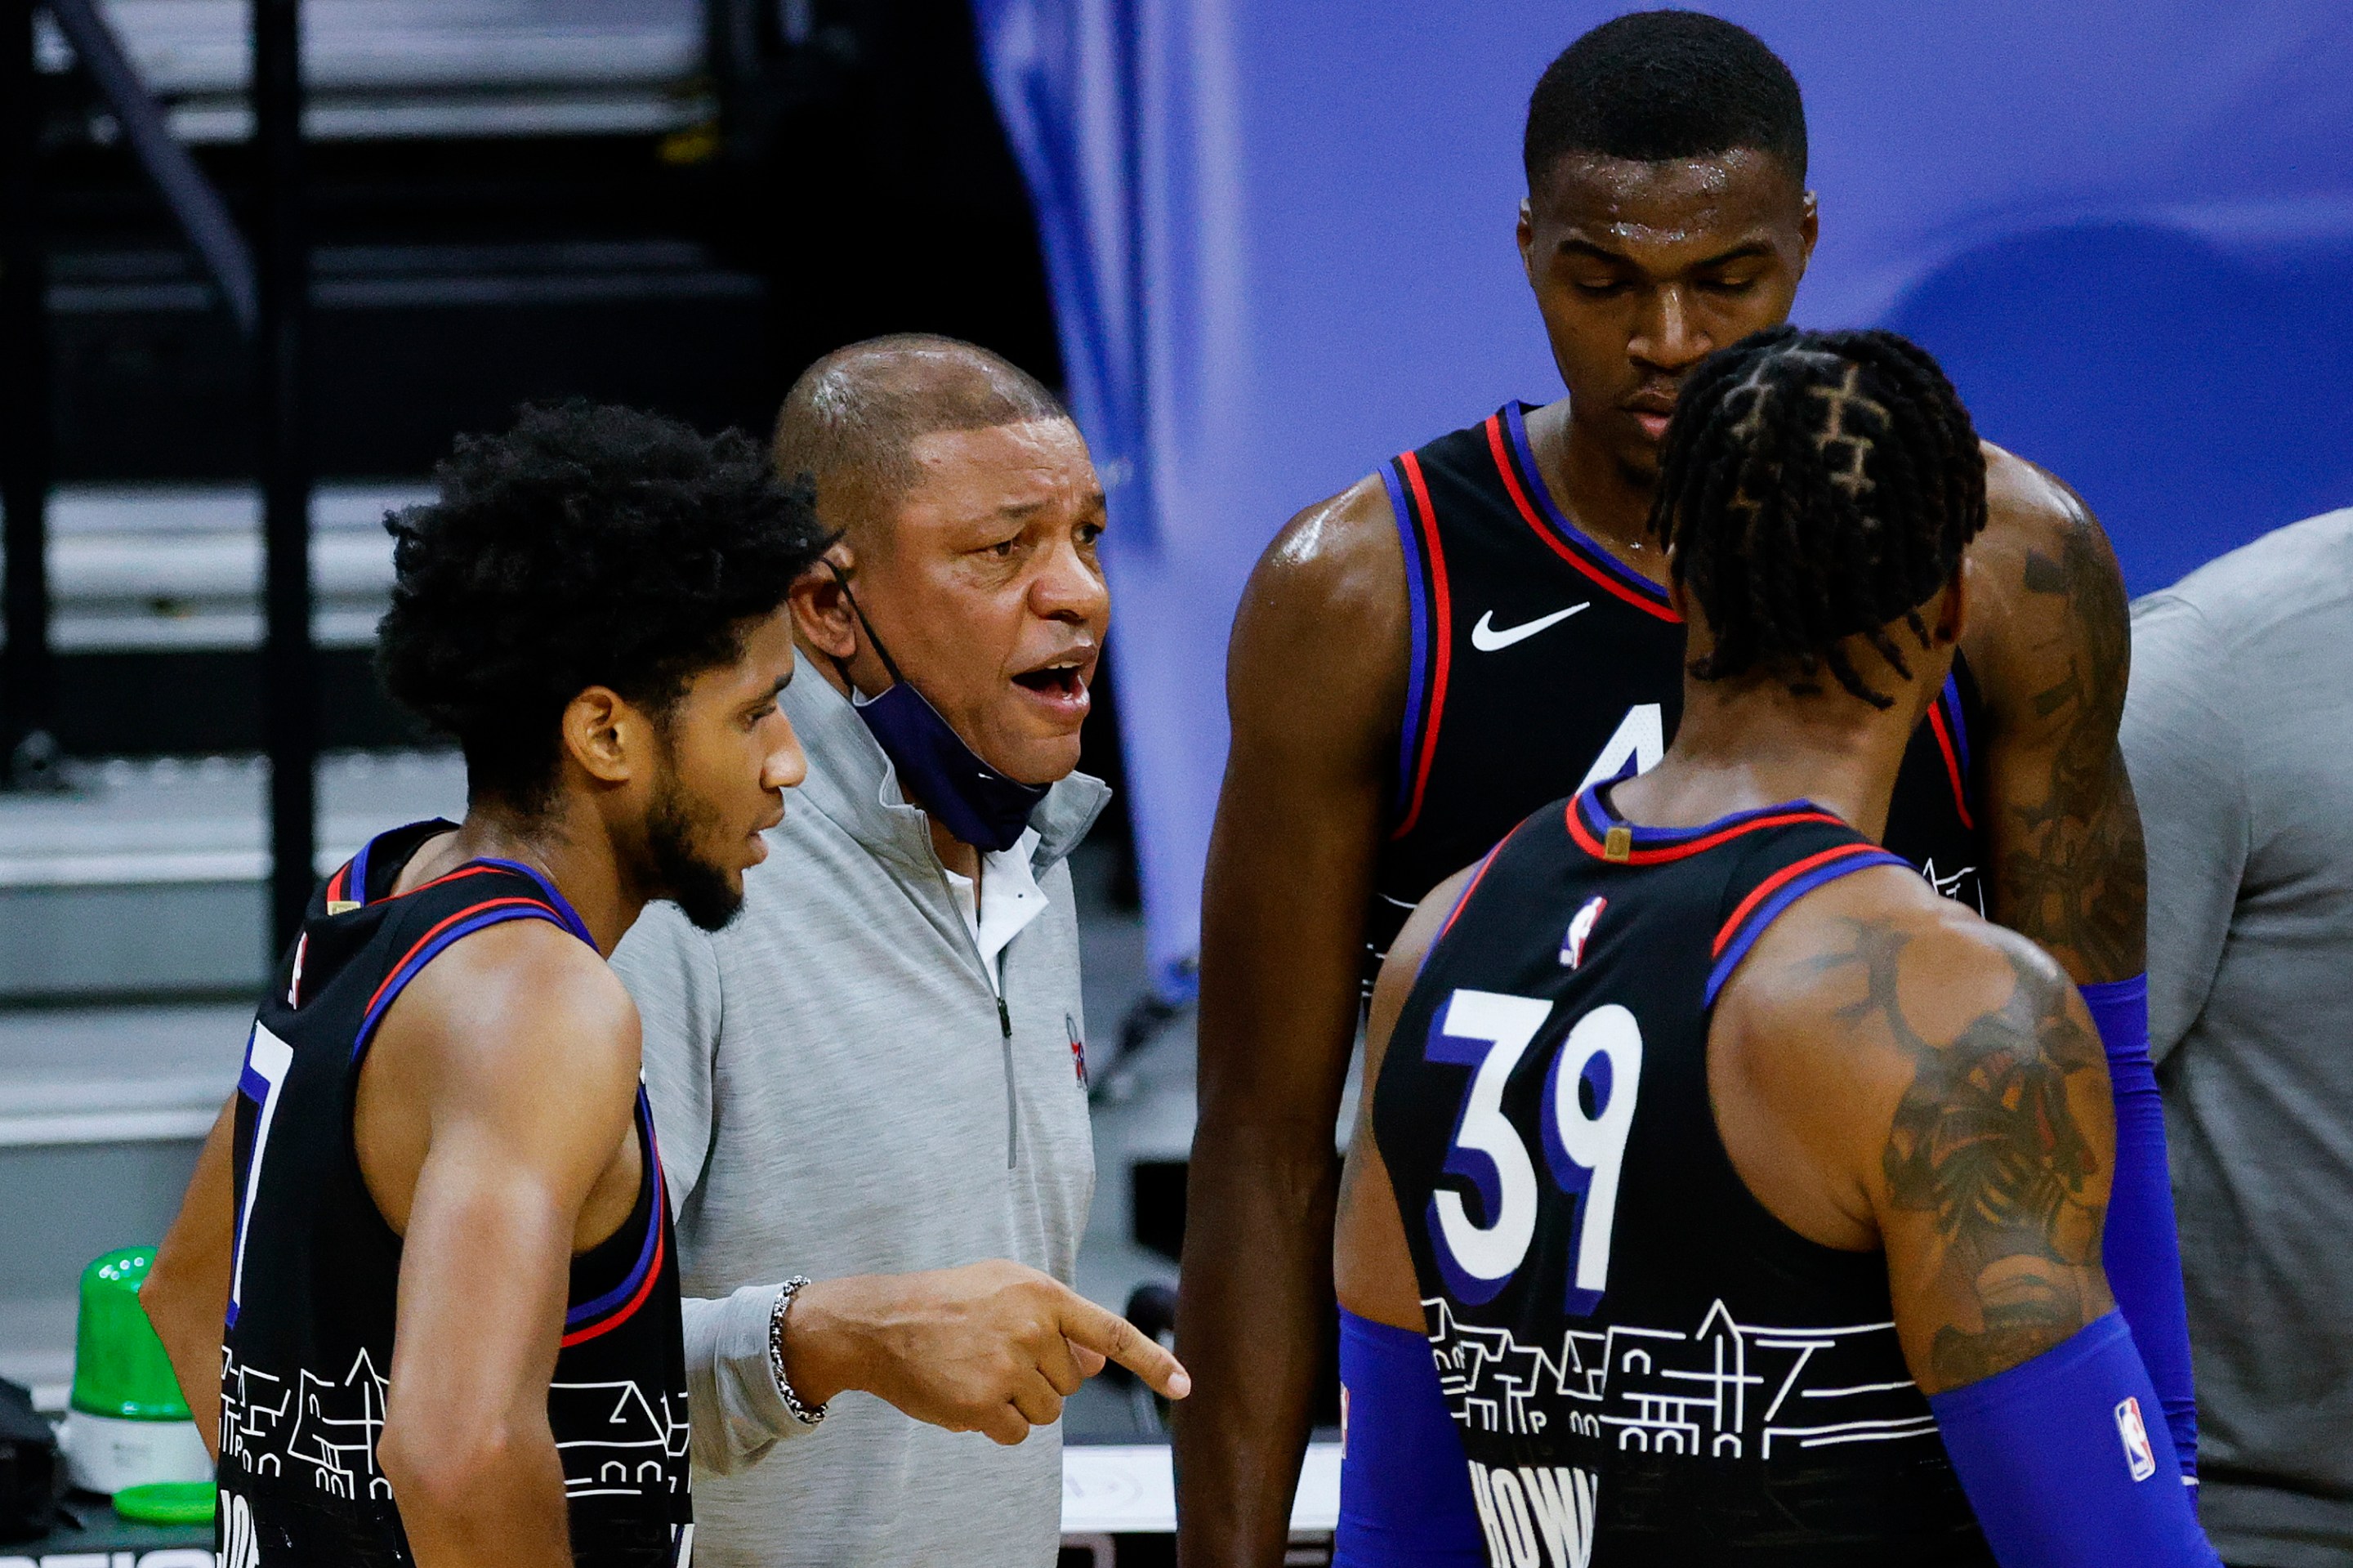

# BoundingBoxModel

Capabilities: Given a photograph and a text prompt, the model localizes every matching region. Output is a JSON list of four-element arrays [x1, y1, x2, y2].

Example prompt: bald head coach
[[613, 335, 1186, 1568]]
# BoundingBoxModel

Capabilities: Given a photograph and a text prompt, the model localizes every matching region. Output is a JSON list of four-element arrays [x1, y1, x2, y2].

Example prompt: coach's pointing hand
[[778, 1259, 1190, 1445]]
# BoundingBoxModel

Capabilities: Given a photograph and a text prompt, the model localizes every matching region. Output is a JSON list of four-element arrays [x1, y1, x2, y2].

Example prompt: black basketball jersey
[[1372, 784, 1994, 1566], [1369, 402, 1986, 988], [216, 820, 693, 1568]]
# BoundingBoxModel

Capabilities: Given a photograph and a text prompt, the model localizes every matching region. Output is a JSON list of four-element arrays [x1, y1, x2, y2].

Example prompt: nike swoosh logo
[[1470, 603, 1591, 652]]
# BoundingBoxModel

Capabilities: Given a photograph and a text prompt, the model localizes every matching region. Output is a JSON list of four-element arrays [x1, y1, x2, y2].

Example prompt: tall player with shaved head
[[1173, 15, 2193, 1565]]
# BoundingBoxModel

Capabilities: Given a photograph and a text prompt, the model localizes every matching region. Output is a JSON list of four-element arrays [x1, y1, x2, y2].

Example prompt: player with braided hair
[[1653, 327, 1989, 709], [1328, 327, 2218, 1566], [1180, 13, 2190, 1566]]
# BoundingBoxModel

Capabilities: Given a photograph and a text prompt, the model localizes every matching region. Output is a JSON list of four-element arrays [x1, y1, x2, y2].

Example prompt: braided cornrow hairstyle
[[1648, 327, 1988, 709]]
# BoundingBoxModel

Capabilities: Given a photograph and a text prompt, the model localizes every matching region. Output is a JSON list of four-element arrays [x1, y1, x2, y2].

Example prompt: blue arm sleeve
[[1335, 1307, 1487, 1567], [2082, 974, 2198, 1479], [1929, 1312, 2217, 1567]]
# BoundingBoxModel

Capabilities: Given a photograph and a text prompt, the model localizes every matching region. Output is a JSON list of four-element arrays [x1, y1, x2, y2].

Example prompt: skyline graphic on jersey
[[222, 1345, 691, 1502], [1423, 1295, 1939, 1463]]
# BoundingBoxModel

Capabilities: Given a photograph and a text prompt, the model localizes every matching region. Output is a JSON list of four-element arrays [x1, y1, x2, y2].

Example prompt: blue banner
[[977, 1, 2353, 978]]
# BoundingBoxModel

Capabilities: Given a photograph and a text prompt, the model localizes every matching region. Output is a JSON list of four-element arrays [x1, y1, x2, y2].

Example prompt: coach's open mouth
[[1014, 663, 1085, 695], [1010, 652, 1095, 723]]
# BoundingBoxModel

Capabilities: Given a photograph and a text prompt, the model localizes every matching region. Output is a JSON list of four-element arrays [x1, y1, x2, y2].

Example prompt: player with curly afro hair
[[145, 400, 833, 1568], [377, 400, 830, 929], [380, 401, 828, 808]]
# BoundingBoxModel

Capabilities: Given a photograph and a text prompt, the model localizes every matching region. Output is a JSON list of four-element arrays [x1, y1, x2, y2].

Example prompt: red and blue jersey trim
[[1384, 450, 1453, 840], [1925, 672, 1975, 830], [351, 897, 581, 1061], [343, 824, 607, 1054], [335, 827, 595, 937], [1704, 842, 1913, 1006], [1565, 786, 1847, 865], [348, 856, 596, 1063], [1491, 404, 1680, 625], [467, 855, 596, 944], [330, 839, 664, 1345], [560, 1093, 668, 1347], [343, 835, 375, 906]]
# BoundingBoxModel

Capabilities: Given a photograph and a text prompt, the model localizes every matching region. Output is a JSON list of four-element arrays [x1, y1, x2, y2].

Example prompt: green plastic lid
[[114, 1481, 217, 1526], [69, 1246, 190, 1421]]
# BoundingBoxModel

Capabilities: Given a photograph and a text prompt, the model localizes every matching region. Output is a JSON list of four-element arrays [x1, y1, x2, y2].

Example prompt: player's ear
[[1797, 189, 1819, 270], [788, 542, 859, 663], [1516, 197, 1538, 281], [560, 686, 636, 785]]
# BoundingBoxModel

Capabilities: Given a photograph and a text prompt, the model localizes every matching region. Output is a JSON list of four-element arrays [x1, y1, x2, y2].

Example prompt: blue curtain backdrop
[[975, 1, 2353, 984]]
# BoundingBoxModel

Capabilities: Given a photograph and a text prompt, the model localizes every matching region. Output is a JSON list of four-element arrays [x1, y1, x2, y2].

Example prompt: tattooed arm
[[1963, 449, 2201, 1475], [1962, 448, 2145, 985], [1855, 921, 2116, 1389], [1718, 876, 2221, 1561], [1712, 879, 2116, 1395]]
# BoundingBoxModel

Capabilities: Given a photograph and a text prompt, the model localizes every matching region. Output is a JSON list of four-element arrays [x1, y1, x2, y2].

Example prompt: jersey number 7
[[227, 1021, 296, 1328], [1422, 989, 1643, 1315]]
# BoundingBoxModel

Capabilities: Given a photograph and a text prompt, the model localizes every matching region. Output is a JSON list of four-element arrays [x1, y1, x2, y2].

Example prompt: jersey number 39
[[1423, 989, 1642, 1316]]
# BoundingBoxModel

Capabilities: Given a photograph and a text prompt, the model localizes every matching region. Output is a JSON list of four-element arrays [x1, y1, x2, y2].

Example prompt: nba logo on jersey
[[2114, 1396, 2158, 1481], [1560, 896, 1607, 969], [1066, 1013, 1088, 1089]]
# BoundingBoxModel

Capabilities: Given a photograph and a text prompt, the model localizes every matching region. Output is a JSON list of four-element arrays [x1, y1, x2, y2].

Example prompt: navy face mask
[[828, 567, 1050, 853]]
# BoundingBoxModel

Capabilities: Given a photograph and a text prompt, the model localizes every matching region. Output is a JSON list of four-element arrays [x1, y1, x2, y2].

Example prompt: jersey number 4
[[1424, 989, 1642, 1316]]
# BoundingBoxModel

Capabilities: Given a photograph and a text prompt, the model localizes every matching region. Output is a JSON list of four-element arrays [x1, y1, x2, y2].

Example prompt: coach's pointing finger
[[1060, 1297, 1191, 1400]]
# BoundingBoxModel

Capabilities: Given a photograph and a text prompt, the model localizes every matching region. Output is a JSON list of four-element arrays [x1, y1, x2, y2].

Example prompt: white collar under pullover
[[611, 650, 1109, 1568], [941, 827, 1049, 994]]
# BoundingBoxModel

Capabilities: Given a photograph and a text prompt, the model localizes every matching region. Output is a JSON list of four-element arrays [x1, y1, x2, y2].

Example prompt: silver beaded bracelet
[[766, 1275, 828, 1427]]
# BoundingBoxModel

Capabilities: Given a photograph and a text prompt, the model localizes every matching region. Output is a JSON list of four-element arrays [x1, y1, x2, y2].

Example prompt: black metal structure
[[8, 0, 265, 793], [2, 0, 57, 789], [253, 0, 315, 949], [9, 0, 271, 795], [20, 0, 1092, 876], [45, 0, 258, 333]]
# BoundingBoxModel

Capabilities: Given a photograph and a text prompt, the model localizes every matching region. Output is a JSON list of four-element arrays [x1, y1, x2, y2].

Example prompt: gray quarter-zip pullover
[[2123, 510, 2353, 1566], [612, 650, 1106, 1568]]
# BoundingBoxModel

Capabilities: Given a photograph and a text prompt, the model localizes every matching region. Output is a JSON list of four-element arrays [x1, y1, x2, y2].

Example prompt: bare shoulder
[[1752, 860, 2118, 1387], [1725, 866, 2104, 1143], [1217, 473, 1412, 804], [1722, 861, 2114, 1389], [356, 919, 643, 1236], [1964, 441, 2130, 720], [1227, 475, 1407, 706], [387, 921, 641, 1113], [1977, 440, 2106, 563], [1251, 472, 1405, 617]]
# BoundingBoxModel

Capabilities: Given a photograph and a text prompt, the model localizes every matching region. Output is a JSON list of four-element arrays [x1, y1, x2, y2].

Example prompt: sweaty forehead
[[892, 419, 1097, 527], [1529, 148, 1804, 255], [909, 418, 1087, 474]]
